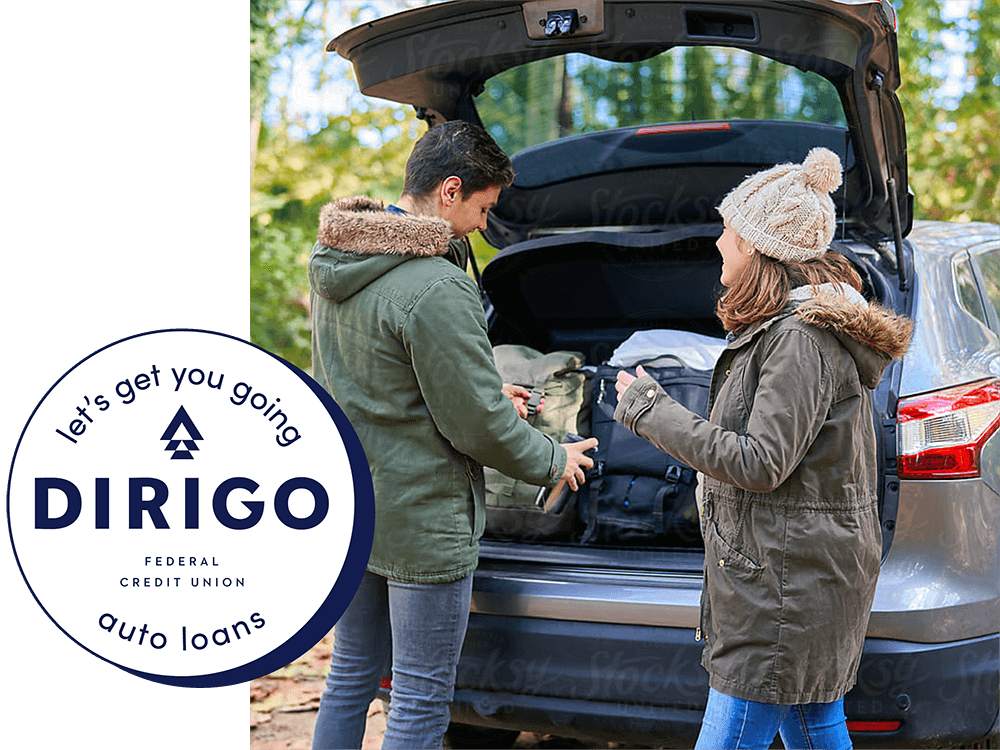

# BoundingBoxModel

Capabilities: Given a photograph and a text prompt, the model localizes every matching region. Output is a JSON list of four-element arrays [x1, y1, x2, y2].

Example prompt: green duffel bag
[[484, 345, 589, 541]]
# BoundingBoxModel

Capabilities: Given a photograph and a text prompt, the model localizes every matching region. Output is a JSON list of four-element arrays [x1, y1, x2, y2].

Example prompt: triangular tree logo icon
[[160, 405, 204, 460]]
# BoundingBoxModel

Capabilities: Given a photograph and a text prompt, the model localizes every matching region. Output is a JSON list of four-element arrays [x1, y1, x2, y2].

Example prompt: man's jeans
[[311, 570, 474, 750], [695, 687, 852, 750]]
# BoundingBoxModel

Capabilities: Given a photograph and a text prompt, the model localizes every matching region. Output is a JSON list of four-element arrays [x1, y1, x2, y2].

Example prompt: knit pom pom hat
[[717, 147, 843, 263]]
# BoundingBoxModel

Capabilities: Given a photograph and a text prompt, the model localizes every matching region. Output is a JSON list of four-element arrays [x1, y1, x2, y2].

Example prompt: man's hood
[[311, 196, 454, 303], [792, 283, 913, 388]]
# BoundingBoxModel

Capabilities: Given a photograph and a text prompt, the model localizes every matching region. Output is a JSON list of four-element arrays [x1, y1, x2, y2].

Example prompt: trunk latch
[[523, 0, 604, 39], [544, 9, 579, 36]]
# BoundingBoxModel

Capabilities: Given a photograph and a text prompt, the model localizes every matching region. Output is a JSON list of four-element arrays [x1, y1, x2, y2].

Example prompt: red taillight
[[846, 720, 902, 732], [897, 378, 1000, 479]]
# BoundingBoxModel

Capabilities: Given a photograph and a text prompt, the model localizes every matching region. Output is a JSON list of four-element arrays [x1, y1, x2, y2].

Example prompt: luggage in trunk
[[484, 345, 589, 542], [579, 361, 711, 547], [479, 229, 726, 548]]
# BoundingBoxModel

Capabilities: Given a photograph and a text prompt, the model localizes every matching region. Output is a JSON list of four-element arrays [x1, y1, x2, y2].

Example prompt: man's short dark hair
[[402, 121, 514, 199]]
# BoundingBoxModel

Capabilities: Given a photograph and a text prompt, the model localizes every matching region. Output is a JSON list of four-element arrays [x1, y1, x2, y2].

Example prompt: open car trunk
[[479, 228, 727, 552], [331, 0, 910, 242], [483, 227, 725, 365]]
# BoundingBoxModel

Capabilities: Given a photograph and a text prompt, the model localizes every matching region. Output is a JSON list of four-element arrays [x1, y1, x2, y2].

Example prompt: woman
[[615, 147, 913, 750]]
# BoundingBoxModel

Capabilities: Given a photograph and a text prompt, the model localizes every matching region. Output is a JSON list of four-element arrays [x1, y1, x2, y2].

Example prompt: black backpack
[[579, 359, 711, 547]]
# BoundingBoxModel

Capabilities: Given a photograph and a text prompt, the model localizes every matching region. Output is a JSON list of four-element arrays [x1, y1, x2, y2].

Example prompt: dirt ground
[[248, 627, 640, 750], [249, 628, 386, 750]]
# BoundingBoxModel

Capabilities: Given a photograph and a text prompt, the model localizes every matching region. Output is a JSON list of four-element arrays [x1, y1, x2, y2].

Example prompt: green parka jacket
[[309, 196, 567, 584], [615, 284, 913, 704]]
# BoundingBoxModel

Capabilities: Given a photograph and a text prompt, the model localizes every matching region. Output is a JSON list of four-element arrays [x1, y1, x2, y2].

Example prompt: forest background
[[250, 0, 1000, 371]]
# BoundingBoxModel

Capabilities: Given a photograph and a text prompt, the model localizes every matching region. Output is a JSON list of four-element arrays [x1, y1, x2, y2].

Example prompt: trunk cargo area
[[483, 228, 726, 365], [481, 229, 727, 552]]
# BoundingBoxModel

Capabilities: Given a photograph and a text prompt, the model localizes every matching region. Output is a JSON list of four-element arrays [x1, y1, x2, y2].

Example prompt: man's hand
[[561, 437, 599, 491], [502, 383, 542, 419]]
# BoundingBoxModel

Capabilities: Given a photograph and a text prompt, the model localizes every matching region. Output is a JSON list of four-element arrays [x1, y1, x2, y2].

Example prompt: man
[[309, 120, 597, 749]]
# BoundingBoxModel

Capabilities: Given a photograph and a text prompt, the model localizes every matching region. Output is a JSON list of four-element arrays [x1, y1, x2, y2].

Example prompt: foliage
[[253, 107, 422, 226], [250, 221, 312, 371], [252, 105, 423, 369], [250, 0, 283, 116], [896, 0, 999, 221]]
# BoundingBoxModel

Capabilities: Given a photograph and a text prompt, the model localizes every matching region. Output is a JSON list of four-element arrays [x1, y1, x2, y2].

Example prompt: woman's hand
[[615, 365, 647, 398]]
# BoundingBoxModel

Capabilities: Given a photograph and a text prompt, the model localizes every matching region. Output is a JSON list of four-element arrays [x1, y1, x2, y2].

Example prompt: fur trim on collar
[[795, 290, 913, 360], [317, 196, 453, 258]]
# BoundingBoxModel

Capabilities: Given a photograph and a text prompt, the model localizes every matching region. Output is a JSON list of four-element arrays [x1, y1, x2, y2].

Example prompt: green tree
[[252, 0, 425, 369], [252, 106, 423, 369], [251, 0, 282, 117], [896, 0, 998, 221], [950, 0, 1000, 219], [250, 222, 312, 370]]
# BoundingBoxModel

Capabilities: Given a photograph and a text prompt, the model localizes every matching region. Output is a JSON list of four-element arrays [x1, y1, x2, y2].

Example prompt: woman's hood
[[792, 282, 914, 388]]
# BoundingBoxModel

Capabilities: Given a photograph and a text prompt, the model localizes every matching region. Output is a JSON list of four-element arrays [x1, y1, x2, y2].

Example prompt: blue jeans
[[695, 687, 852, 750], [311, 570, 474, 750]]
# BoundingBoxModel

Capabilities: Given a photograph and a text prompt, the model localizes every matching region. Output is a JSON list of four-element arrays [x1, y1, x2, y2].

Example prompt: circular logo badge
[[7, 329, 374, 687]]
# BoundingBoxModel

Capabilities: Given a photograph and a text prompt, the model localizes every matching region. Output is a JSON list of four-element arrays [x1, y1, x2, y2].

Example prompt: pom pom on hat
[[717, 147, 843, 263], [802, 147, 842, 193]]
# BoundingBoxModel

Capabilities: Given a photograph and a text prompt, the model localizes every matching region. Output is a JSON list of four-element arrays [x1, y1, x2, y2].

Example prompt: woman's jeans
[[695, 687, 852, 750], [311, 570, 474, 750]]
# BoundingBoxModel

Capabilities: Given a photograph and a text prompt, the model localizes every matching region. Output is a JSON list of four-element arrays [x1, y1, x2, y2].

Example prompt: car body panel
[[450, 616, 999, 748], [871, 480, 1000, 643], [470, 556, 703, 627], [474, 454, 999, 645], [900, 221, 1000, 396]]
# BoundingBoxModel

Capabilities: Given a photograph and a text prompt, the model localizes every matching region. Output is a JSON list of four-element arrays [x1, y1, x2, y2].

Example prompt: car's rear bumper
[[846, 635, 999, 748], [449, 615, 999, 748]]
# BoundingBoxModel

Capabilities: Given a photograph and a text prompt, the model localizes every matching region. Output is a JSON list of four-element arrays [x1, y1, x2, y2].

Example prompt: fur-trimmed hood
[[317, 196, 453, 258], [791, 283, 914, 388], [311, 195, 460, 304]]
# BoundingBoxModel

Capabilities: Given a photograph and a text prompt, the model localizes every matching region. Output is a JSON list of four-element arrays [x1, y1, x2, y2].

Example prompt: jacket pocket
[[705, 518, 765, 575], [465, 457, 486, 545]]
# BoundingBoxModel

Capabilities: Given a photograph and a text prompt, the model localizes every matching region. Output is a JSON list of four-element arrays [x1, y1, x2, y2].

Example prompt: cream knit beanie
[[717, 147, 843, 263]]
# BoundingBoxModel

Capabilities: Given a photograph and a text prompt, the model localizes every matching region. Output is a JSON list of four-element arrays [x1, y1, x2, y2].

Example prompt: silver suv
[[331, 1, 1000, 746]]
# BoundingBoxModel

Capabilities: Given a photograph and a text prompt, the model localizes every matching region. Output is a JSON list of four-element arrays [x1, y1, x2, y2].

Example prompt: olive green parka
[[309, 196, 566, 584], [615, 284, 913, 704]]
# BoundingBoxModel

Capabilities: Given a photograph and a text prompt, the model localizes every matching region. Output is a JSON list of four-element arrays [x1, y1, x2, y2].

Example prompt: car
[[329, 1, 1000, 747]]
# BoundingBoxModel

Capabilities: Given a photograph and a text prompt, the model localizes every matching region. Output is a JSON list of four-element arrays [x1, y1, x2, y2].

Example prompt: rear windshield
[[477, 47, 847, 155]]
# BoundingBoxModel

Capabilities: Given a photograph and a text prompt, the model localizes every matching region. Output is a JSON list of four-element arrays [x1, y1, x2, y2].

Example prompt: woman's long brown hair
[[716, 250, 863, 333]]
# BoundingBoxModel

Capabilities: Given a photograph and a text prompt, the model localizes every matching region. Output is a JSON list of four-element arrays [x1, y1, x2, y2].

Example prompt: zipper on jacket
[[696, 492, 710, 644]]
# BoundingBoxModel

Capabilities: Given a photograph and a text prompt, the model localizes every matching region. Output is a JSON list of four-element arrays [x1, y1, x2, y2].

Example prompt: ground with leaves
[[250, 628, 388, 750], [248, 627, 647, 749]]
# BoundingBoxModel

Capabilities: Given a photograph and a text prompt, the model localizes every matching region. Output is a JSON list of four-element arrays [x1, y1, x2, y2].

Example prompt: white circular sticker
[[7, 329, 374, 687]]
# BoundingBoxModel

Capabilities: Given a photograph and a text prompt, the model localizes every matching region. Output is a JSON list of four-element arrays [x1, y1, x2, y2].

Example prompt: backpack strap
[[526, 385, 545, 418]]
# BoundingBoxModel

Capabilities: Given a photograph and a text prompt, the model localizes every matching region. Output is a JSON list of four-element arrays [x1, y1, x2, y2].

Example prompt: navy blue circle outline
[[6, 328, 375, 688]]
